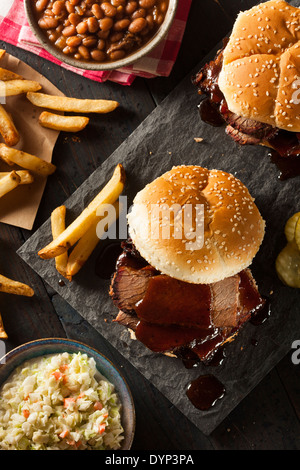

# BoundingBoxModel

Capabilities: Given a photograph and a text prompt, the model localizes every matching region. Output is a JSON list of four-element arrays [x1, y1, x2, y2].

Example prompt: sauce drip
[[186, 375, 225, 411], [269, 150, 300, 181], [198, 98, 225, 127], [250, 298, 271, 326], [95, 241, 123, 280]]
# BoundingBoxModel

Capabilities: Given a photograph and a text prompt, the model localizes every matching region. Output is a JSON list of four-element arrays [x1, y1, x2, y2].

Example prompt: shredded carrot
[[98, 424, 106, 434], [22, 409, 30, 419], [59, 429, 69, 439], [64, 397, 76, 408], [52, 371, 63, 381], [93, 401, 103, 411]]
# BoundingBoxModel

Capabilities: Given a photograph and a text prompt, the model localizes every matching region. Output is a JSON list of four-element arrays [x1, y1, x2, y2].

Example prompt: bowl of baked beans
[[24, 0, 178, 70]]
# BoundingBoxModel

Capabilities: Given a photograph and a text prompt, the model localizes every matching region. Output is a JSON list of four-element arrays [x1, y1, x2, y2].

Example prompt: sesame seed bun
[[127, 166, 265, 284], [218, 0, 300, 133]]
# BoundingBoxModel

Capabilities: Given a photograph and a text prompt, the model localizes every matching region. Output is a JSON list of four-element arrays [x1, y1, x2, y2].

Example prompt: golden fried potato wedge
[[51, 205, 70, 280], [66, 201, 120, 279], [284, 212, 300, 243], [0, 67, 23, 81], [0, 171, 21, 199], [0, 144, 56, 176], [276, 241, 300, 289], [27, 92, 119, 114], [0, 50, 6, 60], [38, 164, 125, 260], [0, 104, 20, 146], [0, 80, 42, 97], [39, 112, 89, 132], [0, 313, 8, 339], [0, 274, 34, 297], [0, 170, 34, 185]]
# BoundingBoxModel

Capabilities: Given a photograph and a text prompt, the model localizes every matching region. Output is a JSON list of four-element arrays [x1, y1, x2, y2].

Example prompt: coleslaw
[[0, 352, 124, 450]]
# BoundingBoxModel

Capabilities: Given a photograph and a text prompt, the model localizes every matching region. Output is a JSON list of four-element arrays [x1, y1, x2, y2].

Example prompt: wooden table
[[1, 0, 300, 450]]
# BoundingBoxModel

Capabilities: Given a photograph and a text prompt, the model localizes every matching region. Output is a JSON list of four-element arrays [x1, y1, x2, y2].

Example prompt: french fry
[[0, 274, 34, 297], [0, 50, 6, 60], [0, 171, 21, 199], [0, 80, 42, 97], [27, 92, 119, 114], [0, 170, 34, 185], [0, 104, 20, 146], [0, 144, 56, 176], [0, 67, 23, 81], [0, 313, 8, 339], [39, 112, 89, 133], [66, 201, 120, 279], [51, 205, 69, 279], [38, 164, 125, 260]]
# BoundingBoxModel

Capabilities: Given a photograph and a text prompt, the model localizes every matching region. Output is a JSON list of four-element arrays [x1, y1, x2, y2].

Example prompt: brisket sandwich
[[193, 0, 300, 158], [109, 165, 266, 365]]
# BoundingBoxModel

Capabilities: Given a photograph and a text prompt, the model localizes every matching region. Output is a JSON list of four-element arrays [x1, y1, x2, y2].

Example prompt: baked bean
[[113, 18, 130, 31], [34, 0, 169, 63], [160, 1, 168, 13], [52, 1, 65, 15], [128, 17, 147, 33], [76, 20, 89, 34], [91, 4, 103, 19], [62, 25, 76, 36], [110, 32, 123, 43], [109, 50, 126, 60], [35, 0, 49, 12], [65, 1, 75, 13], [97, 39, 106, 50], [66, 35, 82, 47], [132, 8, 146, 19], [90, 49, 106, 61], [38, 17, 59, 29], [101, 3, 117, 17], [111, 0, 126, 6], [99, 17, 114, 31], [82, 36, 98, 47], [87, 16, 99, 32], [139, 0, 156, 7], [68, 13, 81, 25], [125, 1, 138, 14], [78, 45, 90, 59]]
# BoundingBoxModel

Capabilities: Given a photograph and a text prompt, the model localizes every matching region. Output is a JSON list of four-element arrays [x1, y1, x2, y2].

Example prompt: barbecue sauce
[[95, 241, 123, 280], [199, 99, 225, 127], [186, 375, 225, 411]]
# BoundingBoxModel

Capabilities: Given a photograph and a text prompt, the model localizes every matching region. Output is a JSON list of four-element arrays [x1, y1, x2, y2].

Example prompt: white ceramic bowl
[[24, 0, 178, 71]]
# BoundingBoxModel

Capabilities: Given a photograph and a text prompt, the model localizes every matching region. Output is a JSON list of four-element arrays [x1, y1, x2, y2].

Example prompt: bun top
[[218, 0, 300, 132], [127, 166, 265, 284]]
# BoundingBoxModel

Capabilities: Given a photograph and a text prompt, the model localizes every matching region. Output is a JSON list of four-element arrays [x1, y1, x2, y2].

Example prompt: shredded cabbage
[[0, 352, 124, 450]]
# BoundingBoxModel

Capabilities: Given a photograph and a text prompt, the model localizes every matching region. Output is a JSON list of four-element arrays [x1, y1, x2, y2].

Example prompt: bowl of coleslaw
[[0, 338, 135, 450]]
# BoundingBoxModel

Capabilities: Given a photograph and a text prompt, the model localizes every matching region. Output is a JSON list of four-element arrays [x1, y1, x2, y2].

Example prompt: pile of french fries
[[0, 48, 120, 203], [38, 164, 125, 281], [0, 274, 34, 339]]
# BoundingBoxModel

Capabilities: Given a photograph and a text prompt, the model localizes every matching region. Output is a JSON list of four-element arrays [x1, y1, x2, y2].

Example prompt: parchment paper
[[0, 53, 63, 230], [18, 0, 300, 435]]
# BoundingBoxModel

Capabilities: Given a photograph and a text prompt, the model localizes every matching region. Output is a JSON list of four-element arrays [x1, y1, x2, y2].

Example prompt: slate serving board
[[18, 0, 300, 435]]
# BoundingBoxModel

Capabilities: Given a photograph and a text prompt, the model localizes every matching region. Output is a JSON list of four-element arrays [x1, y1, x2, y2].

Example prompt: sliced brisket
[[110, 241, 265, 362]]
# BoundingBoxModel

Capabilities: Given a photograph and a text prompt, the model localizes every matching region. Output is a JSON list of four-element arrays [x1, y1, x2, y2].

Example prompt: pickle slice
[[276, 241, 300, 288], [284, 212, 300, 243], [295, 217, 300, 252]]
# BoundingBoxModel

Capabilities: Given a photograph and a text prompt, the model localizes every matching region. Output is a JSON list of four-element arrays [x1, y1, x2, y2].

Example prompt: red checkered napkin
[[0, 0, 191, 85]]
